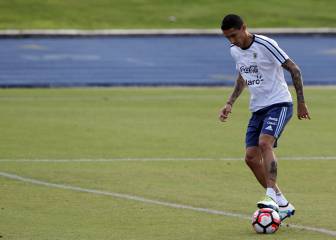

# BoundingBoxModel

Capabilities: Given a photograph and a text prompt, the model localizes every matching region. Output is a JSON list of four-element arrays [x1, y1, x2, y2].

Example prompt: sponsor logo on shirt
[[240, 64, 264, 86], [245, 79, 264, 85], [240, 65, 258, 74]]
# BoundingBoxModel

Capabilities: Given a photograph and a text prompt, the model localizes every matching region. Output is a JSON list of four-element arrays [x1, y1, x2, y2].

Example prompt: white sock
[[276, 192, 289, 207], [266, 188, 277, 201]]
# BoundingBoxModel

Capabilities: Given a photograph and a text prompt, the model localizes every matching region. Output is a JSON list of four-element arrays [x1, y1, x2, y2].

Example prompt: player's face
[[222, 26, 246, 48]]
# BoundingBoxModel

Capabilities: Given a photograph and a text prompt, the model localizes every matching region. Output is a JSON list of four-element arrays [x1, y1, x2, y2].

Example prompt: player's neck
[[241, 32, 254, 50]]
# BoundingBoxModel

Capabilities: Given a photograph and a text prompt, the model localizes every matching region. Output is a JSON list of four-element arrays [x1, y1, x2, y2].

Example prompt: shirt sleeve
[[263, 38, 289, 66], [230, 47, 240, 72]]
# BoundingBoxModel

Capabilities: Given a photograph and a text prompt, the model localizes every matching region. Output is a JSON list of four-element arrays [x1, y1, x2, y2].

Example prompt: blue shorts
[[245, 102, 293, 148]]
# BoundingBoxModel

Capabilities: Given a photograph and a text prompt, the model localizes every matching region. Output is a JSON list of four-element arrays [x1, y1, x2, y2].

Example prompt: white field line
[[0, 171, 335, 237], [0, 156, 336, 163]]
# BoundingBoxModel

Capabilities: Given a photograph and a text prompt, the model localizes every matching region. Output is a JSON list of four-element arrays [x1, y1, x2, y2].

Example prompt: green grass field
[[0, 87, 335, 239], [1, 0, 336, 29]]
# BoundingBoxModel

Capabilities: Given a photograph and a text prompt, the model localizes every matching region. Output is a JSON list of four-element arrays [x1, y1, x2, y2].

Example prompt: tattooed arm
[[219, 73, 245, 122], [282, 59, 311, 120]]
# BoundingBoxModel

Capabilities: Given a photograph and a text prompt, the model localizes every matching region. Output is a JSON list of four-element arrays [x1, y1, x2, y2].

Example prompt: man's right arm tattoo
[[227, 74, 245, 106]]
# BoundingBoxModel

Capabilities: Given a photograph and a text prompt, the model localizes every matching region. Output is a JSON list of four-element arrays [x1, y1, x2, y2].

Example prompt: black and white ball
[[252, 208, 281, 233]]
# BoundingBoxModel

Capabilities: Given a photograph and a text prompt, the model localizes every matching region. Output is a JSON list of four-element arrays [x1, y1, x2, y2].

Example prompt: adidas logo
[[265, 125, 273, 131]]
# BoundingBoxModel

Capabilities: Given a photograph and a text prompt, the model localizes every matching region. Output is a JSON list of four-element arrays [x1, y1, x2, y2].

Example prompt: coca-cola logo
[[240, 65, 258, 74]]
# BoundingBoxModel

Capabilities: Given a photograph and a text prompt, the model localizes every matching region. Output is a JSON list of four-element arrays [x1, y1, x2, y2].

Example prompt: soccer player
[[219, 14, 310, 220]]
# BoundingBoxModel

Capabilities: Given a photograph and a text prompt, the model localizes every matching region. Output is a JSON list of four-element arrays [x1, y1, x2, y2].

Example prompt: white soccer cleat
[[257, 196, 280, 212], [279, 202, 295, 221]]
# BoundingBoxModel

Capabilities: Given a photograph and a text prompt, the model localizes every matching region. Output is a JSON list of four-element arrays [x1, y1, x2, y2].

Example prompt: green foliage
[[0, 0, 336, 29]]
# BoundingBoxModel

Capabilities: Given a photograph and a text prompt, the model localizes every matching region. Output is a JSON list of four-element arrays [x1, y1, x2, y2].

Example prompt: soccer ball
[[252, 208, 281, 234]]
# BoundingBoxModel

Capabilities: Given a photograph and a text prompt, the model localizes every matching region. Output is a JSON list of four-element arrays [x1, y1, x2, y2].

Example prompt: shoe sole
[[280, 209, 295, 221]]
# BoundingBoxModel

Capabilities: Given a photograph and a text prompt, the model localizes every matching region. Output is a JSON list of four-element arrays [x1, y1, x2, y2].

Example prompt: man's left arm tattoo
[[282, 59, 305, 103]]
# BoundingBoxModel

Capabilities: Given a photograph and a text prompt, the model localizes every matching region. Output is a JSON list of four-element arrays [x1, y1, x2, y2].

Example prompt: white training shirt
[[230, 34, 292, 112]]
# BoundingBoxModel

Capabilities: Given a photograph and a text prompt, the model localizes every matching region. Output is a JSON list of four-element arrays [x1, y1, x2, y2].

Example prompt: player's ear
[[241, 23, 247, 31]]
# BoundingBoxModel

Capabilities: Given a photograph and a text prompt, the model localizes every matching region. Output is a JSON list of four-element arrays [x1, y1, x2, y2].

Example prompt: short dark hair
[[221, 14, 244, 30]]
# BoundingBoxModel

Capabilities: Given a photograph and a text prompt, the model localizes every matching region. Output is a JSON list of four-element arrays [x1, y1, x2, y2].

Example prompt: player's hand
[[219, 103, 232, 122], [297, 102, 310, 120]]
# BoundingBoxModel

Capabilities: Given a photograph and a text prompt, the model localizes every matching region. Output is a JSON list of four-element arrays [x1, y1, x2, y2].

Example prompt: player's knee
[[258, 140, 273, 152], [245, 152, 258, 167]]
